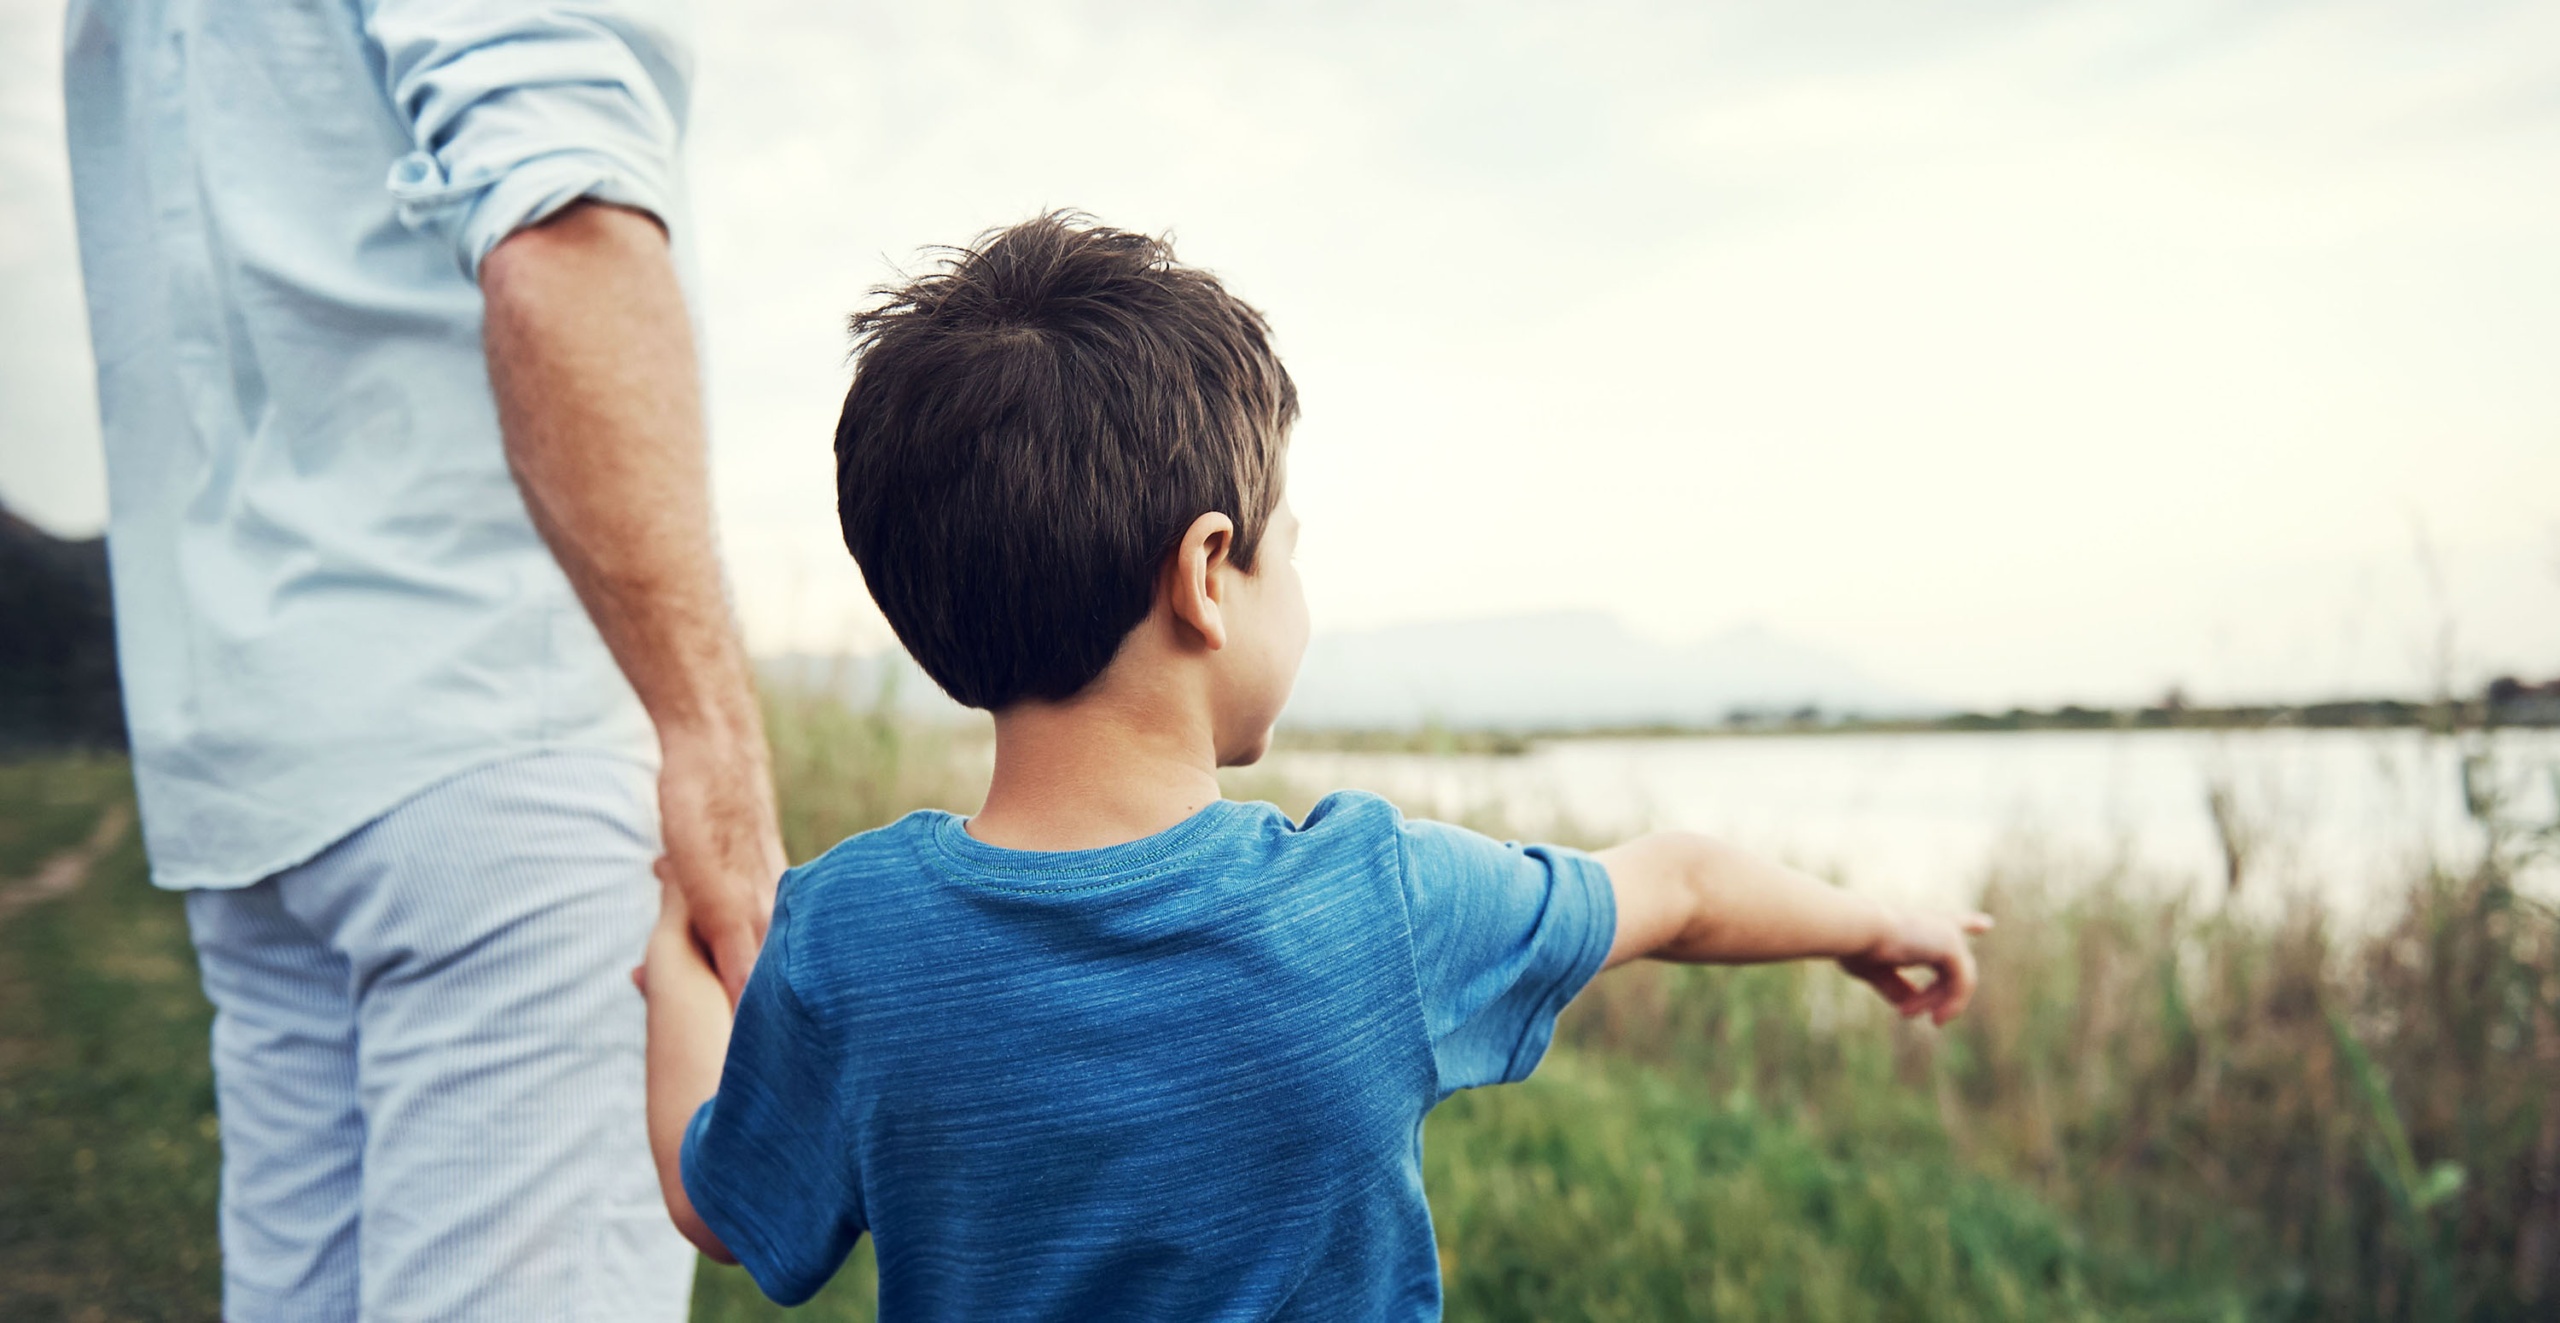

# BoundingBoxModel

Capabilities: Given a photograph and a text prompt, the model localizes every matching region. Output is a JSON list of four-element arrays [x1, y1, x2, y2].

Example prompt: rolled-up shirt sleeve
[[363, 0, 691, 278]]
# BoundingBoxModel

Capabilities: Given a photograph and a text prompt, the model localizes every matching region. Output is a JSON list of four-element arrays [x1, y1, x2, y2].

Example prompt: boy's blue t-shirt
[[680, 791, 1616, 1319]]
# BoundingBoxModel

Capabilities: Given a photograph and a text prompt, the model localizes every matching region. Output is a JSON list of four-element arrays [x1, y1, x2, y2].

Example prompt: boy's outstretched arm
[[1595, 832, 1992, 1024], [641, 871, 740, 1263]]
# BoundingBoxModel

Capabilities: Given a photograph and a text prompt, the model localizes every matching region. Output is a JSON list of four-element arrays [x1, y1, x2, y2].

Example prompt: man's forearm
[[480, 201, 786, 998], [480, 202, 757, 744]]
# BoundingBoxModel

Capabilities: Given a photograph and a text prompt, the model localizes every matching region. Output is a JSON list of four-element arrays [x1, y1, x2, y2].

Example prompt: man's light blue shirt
[[63, 0, 692, 887]]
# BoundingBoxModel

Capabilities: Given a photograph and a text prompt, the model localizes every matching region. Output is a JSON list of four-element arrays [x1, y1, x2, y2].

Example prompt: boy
[[642, 213, 1990, 1318]]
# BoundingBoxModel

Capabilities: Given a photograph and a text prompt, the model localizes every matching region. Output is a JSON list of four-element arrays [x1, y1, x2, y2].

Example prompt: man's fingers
[[651, 857, 688, 921], [1960, 912, 1995, 935]]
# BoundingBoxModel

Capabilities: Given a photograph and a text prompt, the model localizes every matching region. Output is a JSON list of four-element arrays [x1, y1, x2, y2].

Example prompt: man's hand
[[659, 727, 787, 1004], [1839, 907, 1994, 1026], [480, 200, 785, 1003]]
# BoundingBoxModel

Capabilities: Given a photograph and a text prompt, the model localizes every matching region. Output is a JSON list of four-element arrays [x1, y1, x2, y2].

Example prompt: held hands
[[635, 863, 721, 1000], [1839, 906, 1994, 1026], [656, 729, 788, 1005]]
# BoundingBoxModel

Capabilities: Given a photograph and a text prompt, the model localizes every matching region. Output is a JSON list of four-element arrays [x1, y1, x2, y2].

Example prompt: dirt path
[[0, 802, 132, 924]]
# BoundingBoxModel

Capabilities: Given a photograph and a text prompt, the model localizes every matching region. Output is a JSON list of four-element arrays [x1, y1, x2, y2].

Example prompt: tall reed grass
[[1563, 841, 2557, 1321]]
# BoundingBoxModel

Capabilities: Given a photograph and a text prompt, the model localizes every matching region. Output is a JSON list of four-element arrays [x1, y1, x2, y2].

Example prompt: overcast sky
[[5, 0, 2556, 707]]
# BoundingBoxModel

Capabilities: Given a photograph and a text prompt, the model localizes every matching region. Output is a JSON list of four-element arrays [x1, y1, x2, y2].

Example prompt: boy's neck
[[969, 675, 1225, 852]]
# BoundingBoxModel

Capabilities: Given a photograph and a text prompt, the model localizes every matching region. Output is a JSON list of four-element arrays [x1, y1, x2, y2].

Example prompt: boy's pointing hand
[[1840, 908, 1994, 1026]]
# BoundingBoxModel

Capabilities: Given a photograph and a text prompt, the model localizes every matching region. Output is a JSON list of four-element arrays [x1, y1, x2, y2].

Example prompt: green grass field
[[0, 757, 219, 1320], [3, 711, 2552, 1319]]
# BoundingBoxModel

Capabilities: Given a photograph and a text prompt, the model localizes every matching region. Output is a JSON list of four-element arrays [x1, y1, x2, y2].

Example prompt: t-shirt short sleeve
[[678, 883, 865, 1306], [1398, 816, 1618, 1097]]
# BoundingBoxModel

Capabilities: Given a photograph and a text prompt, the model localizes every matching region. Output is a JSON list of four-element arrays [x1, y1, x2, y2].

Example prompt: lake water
[[1260, 728, 2560, 916]]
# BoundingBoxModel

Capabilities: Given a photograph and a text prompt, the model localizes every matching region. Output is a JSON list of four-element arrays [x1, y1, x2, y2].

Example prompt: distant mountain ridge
[[765, 611, 1928, 731]]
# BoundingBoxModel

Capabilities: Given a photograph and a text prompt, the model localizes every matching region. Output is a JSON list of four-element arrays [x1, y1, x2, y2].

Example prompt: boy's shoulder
[[1263, 787, 1411, 858]]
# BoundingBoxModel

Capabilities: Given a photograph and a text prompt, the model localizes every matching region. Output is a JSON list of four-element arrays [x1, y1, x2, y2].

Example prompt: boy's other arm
[[642, 873, 740, 1263], [1595, 832, 1992, 1024]]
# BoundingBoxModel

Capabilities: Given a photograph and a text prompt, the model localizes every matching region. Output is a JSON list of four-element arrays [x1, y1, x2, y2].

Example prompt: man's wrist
[[656, 697, 772, 769]]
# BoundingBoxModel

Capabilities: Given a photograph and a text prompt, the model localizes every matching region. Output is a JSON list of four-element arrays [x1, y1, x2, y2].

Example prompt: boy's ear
[[1165, 511, 1236, 651]]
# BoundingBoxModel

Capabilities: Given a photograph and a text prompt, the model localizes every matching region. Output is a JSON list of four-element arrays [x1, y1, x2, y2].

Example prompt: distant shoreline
[[1273, 694, 2560, 756]]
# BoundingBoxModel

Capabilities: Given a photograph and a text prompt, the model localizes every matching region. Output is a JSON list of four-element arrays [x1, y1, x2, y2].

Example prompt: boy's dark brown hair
[[835, 212, 1299, 710]]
